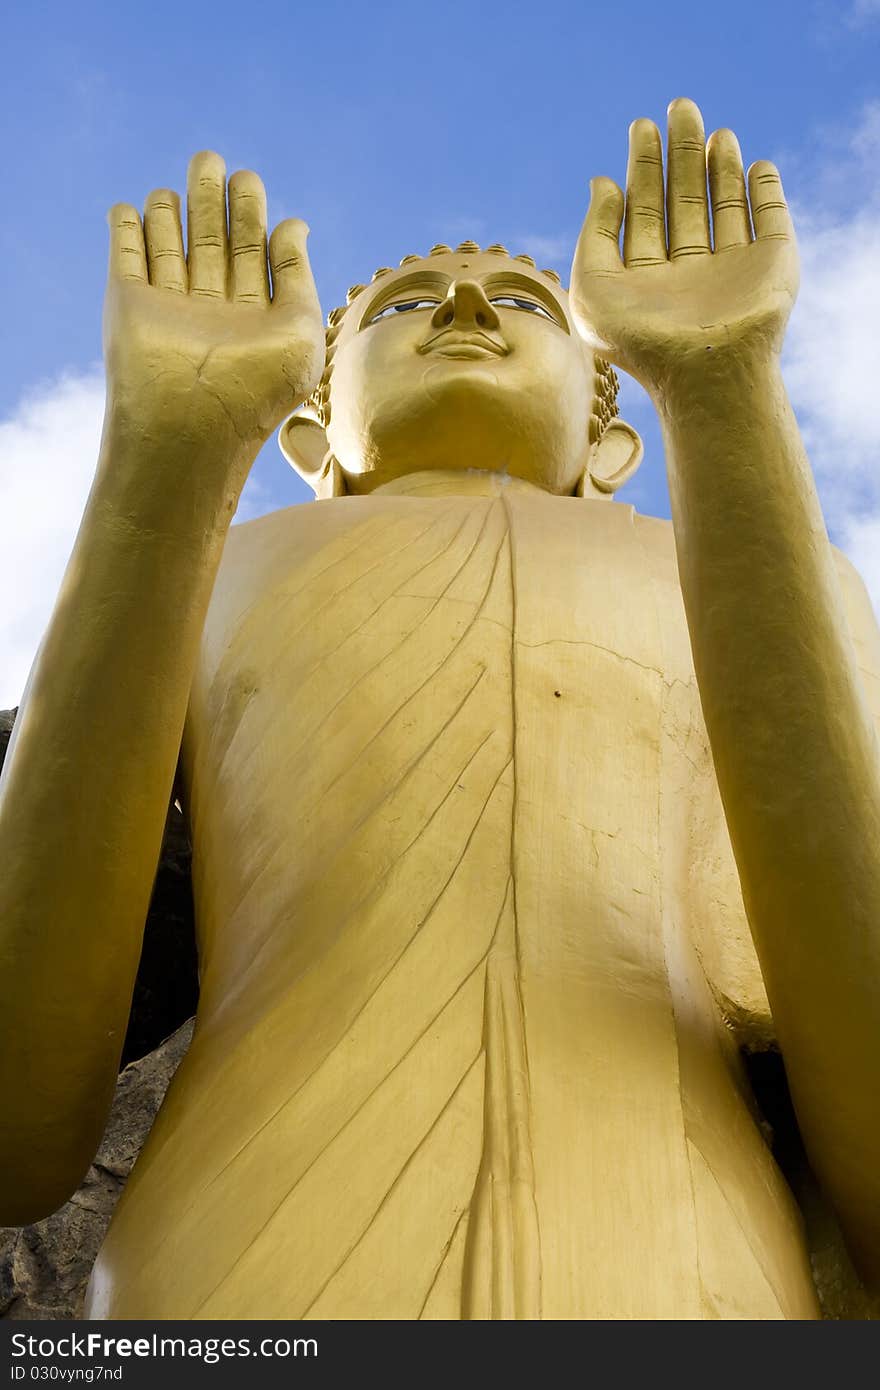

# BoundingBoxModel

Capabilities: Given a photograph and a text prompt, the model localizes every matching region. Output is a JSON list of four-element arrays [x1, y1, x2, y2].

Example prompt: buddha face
[[324, 251, 598, 495]]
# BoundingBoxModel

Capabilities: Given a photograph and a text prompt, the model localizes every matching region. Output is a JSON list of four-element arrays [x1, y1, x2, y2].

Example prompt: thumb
[[269, 218, 319, 314], [573, 177, 624, 276]]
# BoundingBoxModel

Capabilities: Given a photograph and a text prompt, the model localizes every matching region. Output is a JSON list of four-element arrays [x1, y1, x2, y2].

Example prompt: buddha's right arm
[[0, 425, 238, 1224], [0, 154, 322, 1224]]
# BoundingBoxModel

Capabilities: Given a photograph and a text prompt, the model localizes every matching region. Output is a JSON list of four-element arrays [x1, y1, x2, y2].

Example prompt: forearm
[[660, 353, 880, 1279], [0, 411, 247, 1221]]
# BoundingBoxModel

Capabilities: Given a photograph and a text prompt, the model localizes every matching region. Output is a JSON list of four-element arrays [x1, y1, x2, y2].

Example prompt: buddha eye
[[368, 298, 439, 324], [488, 296, 555, 319]]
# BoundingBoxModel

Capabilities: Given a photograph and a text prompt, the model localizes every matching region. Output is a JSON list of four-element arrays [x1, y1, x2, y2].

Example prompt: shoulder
[[828, 546, 880, 723], [223, 500, 320, 564], [830, 544, 880, 661], [831, 543, 876, 614], [631, 509, 676, 559], [209, 493, 465, 639], [218, 497, 378, 603]]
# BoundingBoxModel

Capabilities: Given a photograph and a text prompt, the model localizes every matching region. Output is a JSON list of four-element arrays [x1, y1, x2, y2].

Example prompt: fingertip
[[188, 150, 226, 178], [590, 175, 621, 197], [707, 129, 745, 169], [629, 117, 659, 140], [667, 97, 707, 143], [229, 168, 266, 196], [748, 158, 781, 178], [747, 159, 787, 202], [107, 202, 139, 227], [273, 216, 310, 242], [707, 126, 739, 149], [191, 149, 223, 162], [145, 187, 181, 213], [667, 95, 701, 118]]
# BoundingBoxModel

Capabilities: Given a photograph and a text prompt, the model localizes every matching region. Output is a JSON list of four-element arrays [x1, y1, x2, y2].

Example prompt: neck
[[369, 469, 558, 499]]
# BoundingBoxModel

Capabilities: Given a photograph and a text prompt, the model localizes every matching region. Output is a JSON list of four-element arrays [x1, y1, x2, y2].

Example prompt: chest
[[184, 493, 769, 1017], [185, 494, 686, 978]]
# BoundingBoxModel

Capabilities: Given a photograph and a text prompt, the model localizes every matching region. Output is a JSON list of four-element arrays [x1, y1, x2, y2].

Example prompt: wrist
[[653, 339, 826, 559], [104, 376, 264, 455], [649, 340, 785, 427], [94, 403, 259, 546]]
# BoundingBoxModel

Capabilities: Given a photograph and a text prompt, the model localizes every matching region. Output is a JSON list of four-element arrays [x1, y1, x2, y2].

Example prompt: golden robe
[[87, 477, 880, 1319]]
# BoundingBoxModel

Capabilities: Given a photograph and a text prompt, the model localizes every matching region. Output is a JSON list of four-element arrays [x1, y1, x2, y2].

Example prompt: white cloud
[[781, 103, 880, 615], [0, 369, 106, 708], [784, 224, 880, 503]]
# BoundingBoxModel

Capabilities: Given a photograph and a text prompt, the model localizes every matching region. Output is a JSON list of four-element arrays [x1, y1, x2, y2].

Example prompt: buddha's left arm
[[661, 347, 880, 1285], [571, 98, 880, 1287]]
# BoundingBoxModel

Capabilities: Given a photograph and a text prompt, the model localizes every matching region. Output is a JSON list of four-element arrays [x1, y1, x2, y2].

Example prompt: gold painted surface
[[87, 489, 821, 1318], [3, 100, 880, 1319]]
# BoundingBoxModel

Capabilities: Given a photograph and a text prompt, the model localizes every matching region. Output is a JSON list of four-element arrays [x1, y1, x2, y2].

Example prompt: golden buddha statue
[[2, 99, 879, 1320]]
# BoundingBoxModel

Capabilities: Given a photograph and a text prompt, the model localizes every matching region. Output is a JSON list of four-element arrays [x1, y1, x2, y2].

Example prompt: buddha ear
[[278, 412, 346, 499], [578, 418, 644, 499]]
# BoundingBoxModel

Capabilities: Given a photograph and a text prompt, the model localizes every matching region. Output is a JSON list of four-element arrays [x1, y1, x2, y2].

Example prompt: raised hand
[[104, 152, 324, 468], [570, 98, 799, 394]]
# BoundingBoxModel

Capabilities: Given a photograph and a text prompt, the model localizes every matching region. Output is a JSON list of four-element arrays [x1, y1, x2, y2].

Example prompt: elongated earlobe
[[578, 418, 644, 498], [279, 412, 347, 498]]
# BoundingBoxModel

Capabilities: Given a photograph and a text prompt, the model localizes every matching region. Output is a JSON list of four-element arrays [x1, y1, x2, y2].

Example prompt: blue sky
[[1, 0, 879, 701]]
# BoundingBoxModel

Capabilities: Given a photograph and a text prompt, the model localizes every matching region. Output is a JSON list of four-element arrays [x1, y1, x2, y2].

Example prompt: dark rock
[[120, 778, 199, 1069], [0, 707, 16, 765]]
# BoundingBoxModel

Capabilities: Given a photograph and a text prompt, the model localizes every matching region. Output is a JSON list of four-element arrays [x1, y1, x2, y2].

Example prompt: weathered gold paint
[[1, 100, 879, 1319]]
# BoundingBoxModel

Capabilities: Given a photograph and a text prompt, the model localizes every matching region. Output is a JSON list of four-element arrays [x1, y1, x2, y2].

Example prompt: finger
[[144, 189, 187, 292], [574, 177, 625, 275], [107, 203, 147, 283], [707, 129, 751, 250], [666, 97, 711, 260], [748, 161, 794, 241], [229, 170, 270, 305], [269, 218, 320, 312], [623, 119, 666, 267], [187, 151, 228, 299]]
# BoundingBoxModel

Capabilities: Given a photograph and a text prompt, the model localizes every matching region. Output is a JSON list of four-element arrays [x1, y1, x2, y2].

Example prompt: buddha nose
[[430, 280, 501, 332]]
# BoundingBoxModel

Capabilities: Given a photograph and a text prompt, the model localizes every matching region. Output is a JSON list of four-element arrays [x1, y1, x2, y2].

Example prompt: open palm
[[570, 99, 799, 393], [104, 152, 324, 454]]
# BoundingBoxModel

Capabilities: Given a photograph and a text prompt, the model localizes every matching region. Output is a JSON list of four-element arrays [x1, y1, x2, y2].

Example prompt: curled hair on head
[[590, 356, 619, 444], [309, 243, 620, 438]]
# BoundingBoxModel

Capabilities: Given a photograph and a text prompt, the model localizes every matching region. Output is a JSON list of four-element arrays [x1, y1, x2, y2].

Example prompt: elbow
[[0, 1054, 121, 1226], [0, 1113, 106, 1227], [0, 1162, 92, 1228], [1, 1193, 74, 1228]]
